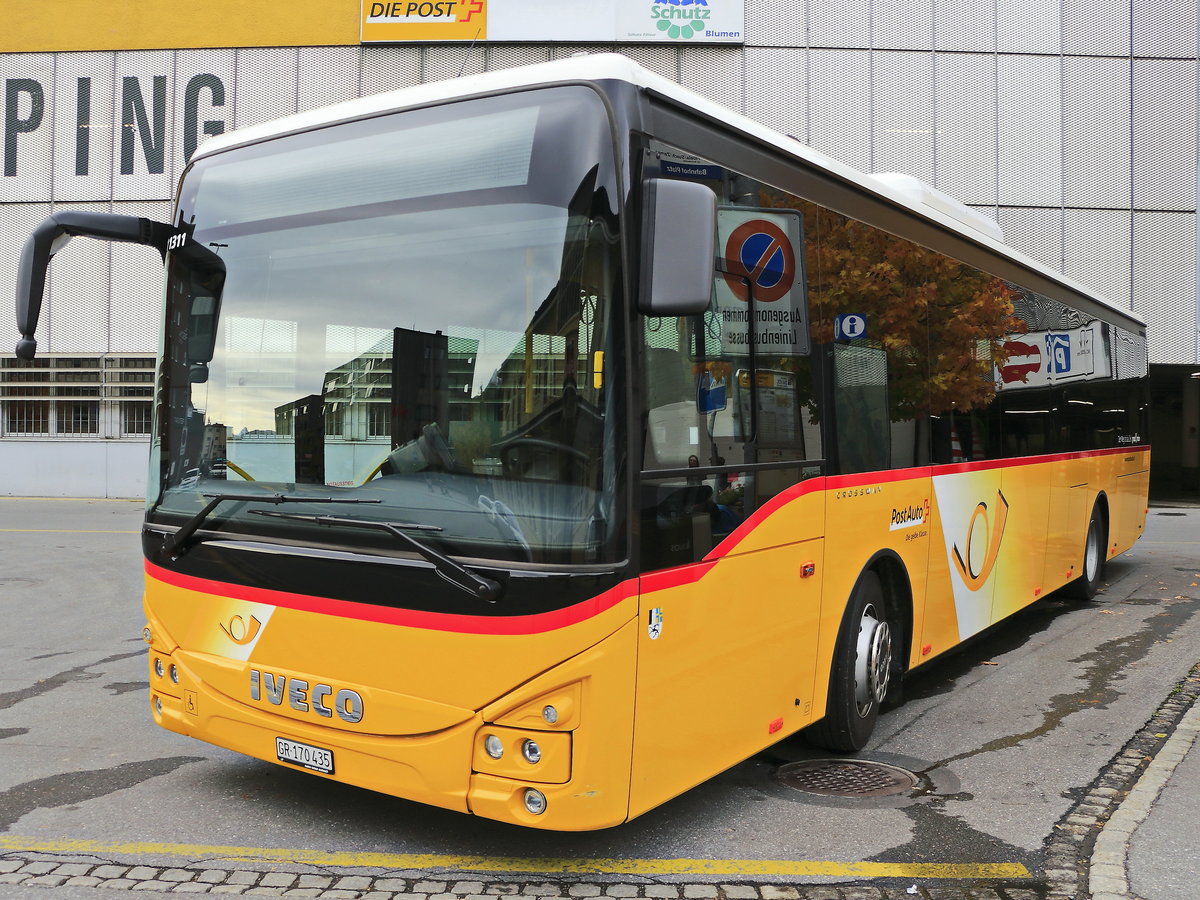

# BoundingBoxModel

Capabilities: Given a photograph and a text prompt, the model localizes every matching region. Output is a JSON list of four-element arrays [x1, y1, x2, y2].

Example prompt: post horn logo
[[952, 490, 1009, 591], [219, 614, 262, 645]]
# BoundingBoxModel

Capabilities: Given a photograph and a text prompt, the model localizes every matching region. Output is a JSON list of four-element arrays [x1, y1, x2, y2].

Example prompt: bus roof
[[192, 53, 1143, 328]]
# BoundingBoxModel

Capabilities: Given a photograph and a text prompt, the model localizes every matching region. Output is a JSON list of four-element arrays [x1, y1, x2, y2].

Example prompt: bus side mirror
[[639, 178, 716, 317], [14, 211, 183, 360]]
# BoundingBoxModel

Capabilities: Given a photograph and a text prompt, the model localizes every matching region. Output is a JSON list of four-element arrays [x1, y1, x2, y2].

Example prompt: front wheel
[[1065, 503, 1106, 600], [805, 569, 892, 753]]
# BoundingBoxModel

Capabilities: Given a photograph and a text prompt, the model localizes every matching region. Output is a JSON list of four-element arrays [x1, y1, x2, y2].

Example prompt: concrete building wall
[[0, 439, 147, 498]]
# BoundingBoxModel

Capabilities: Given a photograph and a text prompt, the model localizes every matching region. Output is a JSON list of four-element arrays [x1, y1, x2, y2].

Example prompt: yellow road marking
[[0, 836, 1029, 879]]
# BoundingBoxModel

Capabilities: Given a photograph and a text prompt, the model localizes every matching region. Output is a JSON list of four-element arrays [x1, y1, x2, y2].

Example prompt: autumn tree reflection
[[758, 192, 1025, 419]]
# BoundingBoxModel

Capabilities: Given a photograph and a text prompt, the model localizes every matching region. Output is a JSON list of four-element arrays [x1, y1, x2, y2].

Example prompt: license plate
[[276, 737, 334, 774]]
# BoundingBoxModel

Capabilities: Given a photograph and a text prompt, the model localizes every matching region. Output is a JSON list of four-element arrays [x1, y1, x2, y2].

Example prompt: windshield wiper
[[160, 492, 382, 559], [251, 510, 502, 603]]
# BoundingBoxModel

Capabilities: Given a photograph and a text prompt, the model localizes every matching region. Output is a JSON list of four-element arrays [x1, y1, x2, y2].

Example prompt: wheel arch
[[805, 549, 914, 751]]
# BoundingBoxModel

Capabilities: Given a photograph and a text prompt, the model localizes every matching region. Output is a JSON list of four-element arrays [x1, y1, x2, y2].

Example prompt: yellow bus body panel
[[627, 447, 1148, 819], [628, 482, 826, 819], [143, 567, 639, 829], [142, 447, 1148, 828]]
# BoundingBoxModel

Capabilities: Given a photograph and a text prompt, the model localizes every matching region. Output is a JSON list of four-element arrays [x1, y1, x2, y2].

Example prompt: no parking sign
[[715, 207, 810, 357]]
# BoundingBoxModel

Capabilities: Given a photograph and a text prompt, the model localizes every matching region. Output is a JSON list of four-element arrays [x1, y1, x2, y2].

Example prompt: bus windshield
[[149, 86, 625, 568]]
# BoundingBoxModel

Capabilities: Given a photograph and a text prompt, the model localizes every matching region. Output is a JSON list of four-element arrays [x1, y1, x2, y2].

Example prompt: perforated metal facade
[[1, 5, 1197, 492]]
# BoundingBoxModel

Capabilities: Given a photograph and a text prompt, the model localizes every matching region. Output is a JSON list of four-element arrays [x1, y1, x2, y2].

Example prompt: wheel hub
[[1084, 523, 1101, 581], [854, 604, 891, 715]]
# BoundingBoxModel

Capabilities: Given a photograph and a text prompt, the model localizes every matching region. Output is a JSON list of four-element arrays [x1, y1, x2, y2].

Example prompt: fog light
[[523, 788, 547, 815], [521, 739, 542, 764], [484, 734, 504, 759], [542, 705, 558, 725], [169, 664, 179, 684], [154, 696, 163, 716], [154, 658, 164, 678]]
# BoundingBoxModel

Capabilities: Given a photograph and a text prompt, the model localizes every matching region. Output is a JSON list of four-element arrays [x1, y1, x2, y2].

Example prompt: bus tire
[[806, 569, 891, 753], [1065, 502, 1106, 600]]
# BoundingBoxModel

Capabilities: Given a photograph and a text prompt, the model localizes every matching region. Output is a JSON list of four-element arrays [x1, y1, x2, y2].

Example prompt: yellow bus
[[14, 54, 1148, 830]]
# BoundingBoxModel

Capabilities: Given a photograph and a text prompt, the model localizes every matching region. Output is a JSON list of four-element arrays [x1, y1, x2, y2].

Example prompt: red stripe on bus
[[700, 466, 931, 562], [691, 446, 1147, 566], [639, 560, 718, 593], [144, 561, 637, 635], [702, 476, 827, 562], [927, 444, 1148, 476], [148, 447, 1146, 628]]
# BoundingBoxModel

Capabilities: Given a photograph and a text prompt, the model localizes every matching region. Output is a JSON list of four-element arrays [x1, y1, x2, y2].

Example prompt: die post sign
[[361, 0, 745, 44]]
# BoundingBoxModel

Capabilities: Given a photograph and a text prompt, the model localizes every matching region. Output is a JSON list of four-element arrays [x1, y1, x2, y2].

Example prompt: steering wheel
[[364, 423, 460, 483], [498, 438, 588, 481]]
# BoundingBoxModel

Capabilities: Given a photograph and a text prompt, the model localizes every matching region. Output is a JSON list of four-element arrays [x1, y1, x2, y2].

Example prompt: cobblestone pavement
[[1045, 659, 1200, 900], [0, 858, 1049, 900]]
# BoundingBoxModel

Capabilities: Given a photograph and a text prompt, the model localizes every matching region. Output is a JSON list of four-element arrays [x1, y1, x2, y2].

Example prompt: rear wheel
[[1065, 503, 1106, 600], [806, 569, 892, 752]]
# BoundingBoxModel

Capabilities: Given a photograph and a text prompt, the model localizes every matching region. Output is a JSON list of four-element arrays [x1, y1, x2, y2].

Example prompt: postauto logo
[[651, 0, 712, 40]]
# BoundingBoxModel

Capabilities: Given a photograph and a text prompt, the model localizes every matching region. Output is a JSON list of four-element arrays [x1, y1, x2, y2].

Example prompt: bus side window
[[643, 324, 707, 470], [831, 343, 890, 474], [640, 316, 729, 571]]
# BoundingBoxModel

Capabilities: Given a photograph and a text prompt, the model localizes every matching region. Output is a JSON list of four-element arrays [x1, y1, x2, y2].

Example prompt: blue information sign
[[834, 313, 868, 340]]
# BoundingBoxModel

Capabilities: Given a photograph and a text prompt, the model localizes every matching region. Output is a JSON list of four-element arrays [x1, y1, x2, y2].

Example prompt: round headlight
[[523, 788, 547, 815], [521, 739, 542, 764], [169, 664, 179, 684], [542, 705, 559, 725], [484, 734, 504, 759], [153, 658, 164, 678]]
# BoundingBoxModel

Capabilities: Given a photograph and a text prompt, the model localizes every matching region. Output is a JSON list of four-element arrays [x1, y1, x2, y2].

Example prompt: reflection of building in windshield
[[236, 327, 579, 484]]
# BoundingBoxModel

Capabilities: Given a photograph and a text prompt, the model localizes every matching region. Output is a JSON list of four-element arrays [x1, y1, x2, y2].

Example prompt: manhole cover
[[773, 759, 919, 798]]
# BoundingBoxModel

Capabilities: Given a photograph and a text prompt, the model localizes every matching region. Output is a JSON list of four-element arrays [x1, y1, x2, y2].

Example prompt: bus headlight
[[154, 658, 164, 678], [473, 727, 570, 783], [523, 788, 547, 815], [492, 682, 581, 731]]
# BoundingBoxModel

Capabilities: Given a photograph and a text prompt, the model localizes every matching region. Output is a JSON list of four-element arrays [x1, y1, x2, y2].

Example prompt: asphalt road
[[1, 497, 1198, 897]]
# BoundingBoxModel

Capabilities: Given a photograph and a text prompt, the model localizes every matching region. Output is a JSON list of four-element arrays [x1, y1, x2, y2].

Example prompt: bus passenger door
[[629, 516, 825, 821], [633, 332, 825, 819]]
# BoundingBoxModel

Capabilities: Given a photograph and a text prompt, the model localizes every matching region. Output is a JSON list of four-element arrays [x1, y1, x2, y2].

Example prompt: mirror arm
[[15, 212, 180, 360]]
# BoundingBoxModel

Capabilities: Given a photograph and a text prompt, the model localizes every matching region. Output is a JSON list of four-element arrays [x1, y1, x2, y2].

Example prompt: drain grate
[[773, 758, 919, 798]]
